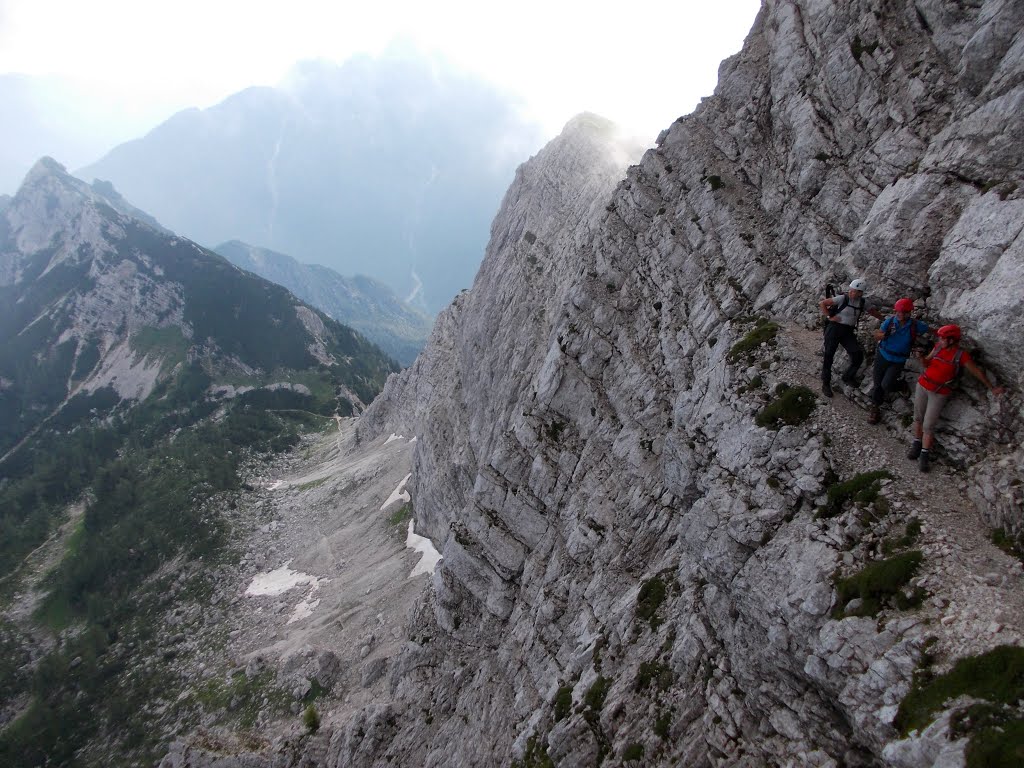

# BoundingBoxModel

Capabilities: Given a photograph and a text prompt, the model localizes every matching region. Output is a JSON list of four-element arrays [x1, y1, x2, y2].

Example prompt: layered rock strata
[[167, 1, 1023, 765]]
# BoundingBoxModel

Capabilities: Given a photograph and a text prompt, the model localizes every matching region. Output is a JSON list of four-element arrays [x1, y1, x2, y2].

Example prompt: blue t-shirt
[[878, 316, 929, 362]]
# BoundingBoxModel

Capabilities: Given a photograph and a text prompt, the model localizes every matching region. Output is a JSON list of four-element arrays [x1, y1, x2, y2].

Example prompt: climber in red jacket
[[907, 324, 1005, 472]]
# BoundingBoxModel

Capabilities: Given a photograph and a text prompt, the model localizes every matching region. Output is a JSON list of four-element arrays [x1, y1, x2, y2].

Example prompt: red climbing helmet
[[937, 324, 961, 340], [894, 298, 914, 313]]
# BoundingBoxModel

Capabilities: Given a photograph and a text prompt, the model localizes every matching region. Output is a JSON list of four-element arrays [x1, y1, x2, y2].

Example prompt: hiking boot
[[867, 406, 881, 425], [906, 440, 922, 460], [918, 450, 930, 473], [822, 381, 833, 398]]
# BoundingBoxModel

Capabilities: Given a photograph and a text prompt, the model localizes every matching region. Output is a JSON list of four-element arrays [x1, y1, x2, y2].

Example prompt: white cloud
[[0, 0, 761, 141]]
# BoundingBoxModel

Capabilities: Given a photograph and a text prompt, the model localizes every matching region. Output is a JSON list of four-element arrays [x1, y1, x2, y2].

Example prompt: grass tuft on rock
[[896, 645, 1024, 767], [513, 735, 554, 768], [636, 577, 667, 630], [728, 319, 779, 362], [963, 713, 1024, 768], [303, 704, 320, 733], [883, 517, 922, 555], [833, 550, 923, 617], [584, 675, 612, 714], [992, 528, 1024, 564], [553, 685, 573, 722], [636, 660, 673, 692], [388, 503, 413, 527], [819, 470, 892, 519], [622, 742, 645, 761], [755, 384, 816, 430], [654, 712, 671, 739]]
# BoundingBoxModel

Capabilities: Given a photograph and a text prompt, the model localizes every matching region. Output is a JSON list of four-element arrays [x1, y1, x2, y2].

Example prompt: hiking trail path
[[779, 322, 1024, 669]]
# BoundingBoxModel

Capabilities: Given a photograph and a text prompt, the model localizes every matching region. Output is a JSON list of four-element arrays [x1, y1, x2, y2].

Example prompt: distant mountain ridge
[[0, 157, 397, 457], [77, 52, 546, 313], [214, 240, 431, 366]]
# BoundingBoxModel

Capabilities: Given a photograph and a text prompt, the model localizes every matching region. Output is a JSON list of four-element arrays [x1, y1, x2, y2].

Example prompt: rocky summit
[[155, 1, 1024, 766]]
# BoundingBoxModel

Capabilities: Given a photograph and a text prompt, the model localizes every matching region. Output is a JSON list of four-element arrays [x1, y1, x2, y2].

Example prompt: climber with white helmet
[[818, 278, 882, 398], [908, 324, 1005, 472], [867, 298, 932, 424]]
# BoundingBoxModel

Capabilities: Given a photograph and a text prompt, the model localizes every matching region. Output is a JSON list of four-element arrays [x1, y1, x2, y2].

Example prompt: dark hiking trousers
[[822, 323, 863, 383], [871, 354, 906, 405]]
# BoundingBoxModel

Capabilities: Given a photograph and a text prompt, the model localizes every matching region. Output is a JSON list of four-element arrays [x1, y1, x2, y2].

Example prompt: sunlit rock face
[[164, 1, 1023, 765]]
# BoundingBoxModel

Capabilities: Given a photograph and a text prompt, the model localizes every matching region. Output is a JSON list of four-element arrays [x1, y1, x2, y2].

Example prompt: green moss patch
[[728, 319, 779, 362], [819, 470, 892, 519], [553, 685, 573, 722], [622, 742, 645, 761], [636, 660, 673, 692], [883, 517, 922, 555], [297, 476, 330, 491], [129, 326, 190, 373], [654, 712, 671, 739], [833, 550, 924, 617], [896, 645, 1024, 767], [388, 503, 413, 527], [636, 577, 667, 630], [584, 675, 612, 713], [755, 384, 816, 429], [992, 528, 1024, 563], [303, 704, 321, 733], [963, 711, 1024, 768], [514, 735, 554, 768], [192, 669, 293, 729]]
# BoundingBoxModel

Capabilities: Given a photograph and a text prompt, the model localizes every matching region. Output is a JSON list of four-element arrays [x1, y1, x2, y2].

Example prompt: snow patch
[[406, 520, 442, 578], [384, 433, 405, 445], [287, 597, 321, 624], [245, 564, 318, 596], [380, 473, 412, 510]]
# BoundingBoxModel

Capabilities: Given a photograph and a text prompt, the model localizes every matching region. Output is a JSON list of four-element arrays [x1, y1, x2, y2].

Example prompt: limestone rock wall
[[190, 2, 1023, 766]]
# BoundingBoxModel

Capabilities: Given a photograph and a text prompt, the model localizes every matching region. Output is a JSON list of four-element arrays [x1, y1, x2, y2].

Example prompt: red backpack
[[920, 345, 964, 394]]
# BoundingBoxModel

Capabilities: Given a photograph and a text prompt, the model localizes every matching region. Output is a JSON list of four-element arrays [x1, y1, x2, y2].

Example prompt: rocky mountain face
[[214, 240, 432, 367], [76, 53, 546, 313], [157, 1, 1024, 766]]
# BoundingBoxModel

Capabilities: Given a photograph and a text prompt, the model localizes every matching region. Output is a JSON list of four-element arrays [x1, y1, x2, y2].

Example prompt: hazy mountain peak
[[76, 52, 547, 313], [2, 156, 117, 284], [23, 155, 71, 183]]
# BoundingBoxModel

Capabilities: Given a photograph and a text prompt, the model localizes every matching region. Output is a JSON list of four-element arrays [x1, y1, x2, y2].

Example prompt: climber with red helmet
[[908, 324, 1005, 472], [867, 298, 932, 424], [818, 278, 883, 398]]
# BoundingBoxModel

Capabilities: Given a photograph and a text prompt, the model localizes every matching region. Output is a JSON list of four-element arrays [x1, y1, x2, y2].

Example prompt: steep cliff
[[165, 1, 1024, 766]]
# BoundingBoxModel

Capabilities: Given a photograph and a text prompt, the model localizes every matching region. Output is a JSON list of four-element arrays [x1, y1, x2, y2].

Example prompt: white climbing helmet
[[849, 278, 867, 292]]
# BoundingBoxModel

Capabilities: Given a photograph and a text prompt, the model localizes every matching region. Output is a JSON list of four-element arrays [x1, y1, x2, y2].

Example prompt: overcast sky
[[0, 0, 762, 143]]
